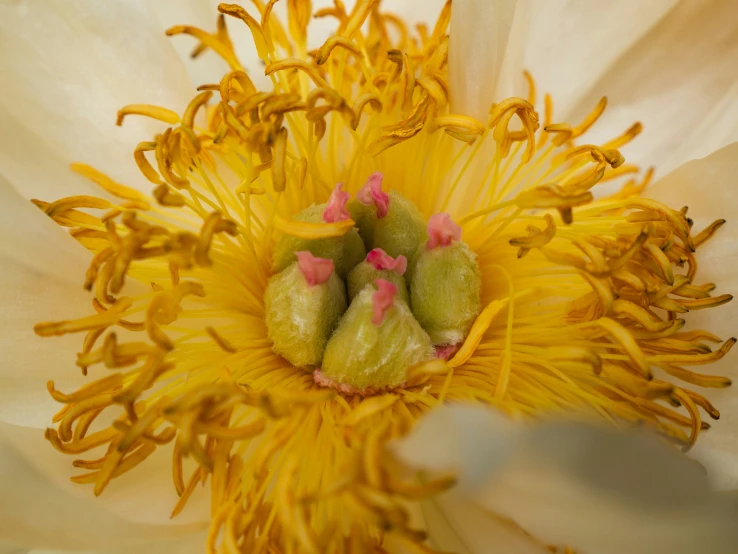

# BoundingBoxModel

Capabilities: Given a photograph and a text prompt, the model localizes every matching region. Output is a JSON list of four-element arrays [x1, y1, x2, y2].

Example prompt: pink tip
[[435, 343, 460, 361], [366, 248, 407, 275], [323, 183, 350, 223], [371, 279, 397, 326], [427, 213, 462, 249], [356, 172, 390, 218], [295, 251, 334, 286]]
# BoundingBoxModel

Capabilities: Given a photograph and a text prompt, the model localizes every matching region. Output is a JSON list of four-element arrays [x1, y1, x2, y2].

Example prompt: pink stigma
[[427, 213, 462, 249], [323, 183, 350, 223], [356, 172, 390, 218], [295, 251, 334, 286], [371, 279, 397, 326], [366, 248, 407, 275]]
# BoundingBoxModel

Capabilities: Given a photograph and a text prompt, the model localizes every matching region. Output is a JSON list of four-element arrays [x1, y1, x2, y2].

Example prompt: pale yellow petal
[[153, 0, 230, 86], [0, 422, 205, 551], [449, 0, 528, 120], [567, 0, 738, 174], [523, 0, 678, 117], [0, 0, 195, 199], [0, 178, 92, 427], [647, 143, 738, 490], [395, 405, 738, 553]]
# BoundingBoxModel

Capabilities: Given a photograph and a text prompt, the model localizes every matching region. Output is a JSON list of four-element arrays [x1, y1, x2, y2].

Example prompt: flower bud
[[411, 214, 482, 345], [265, 252, 347, 367], [373, 190, 428, 264], [272, 184, 366, 277], [320, 279, 433, 392], [348, 172, 389, 247], [346, 248, 409, 303]]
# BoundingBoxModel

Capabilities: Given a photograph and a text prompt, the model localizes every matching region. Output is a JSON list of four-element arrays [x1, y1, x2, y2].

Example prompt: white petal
[[0, 184, 210, 526], [647, 143, 738, 367], [477, 423, 738, 554], [0, 178, 93, 427], [522, 0, 677, 118], [647, 142, 738, 489], [153, 0, 275, 91], [0, 422, 204, 551], [0, 0, 196, 199], [392, 403, 516, 487], [449, 0, 528, 120], [1, 416, 209, 528], [152, 0, 230, 87], [420, 490, 548, 554], [394, 405, 738, 554], [27, 532, 208, 554], [563, 0, 738, 174], [393, 405, 546, 552]]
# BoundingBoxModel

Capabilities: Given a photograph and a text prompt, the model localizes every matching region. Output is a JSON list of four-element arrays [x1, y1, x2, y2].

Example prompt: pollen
[[31, 1, 733, 552]]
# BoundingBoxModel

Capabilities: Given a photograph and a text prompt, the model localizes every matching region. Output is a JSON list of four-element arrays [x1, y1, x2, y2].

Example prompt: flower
[[1, 1, 737, 553]]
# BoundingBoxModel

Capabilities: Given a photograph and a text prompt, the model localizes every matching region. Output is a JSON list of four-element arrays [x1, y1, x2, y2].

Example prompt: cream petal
[[152, 0, 230, 87], [0, 178, 94, 428], [449, 0, 528, 121], [94, 440, 210, 527], [392, 405, 546, 552], [27, 532, 208, 554], [200, 0, 272, 91], [647, 143, 738, 489], [477, 423, 738, 554], [1, 415, 209, 528], [154, 0, 275, 91], [564, 0, 738, 174], [420, 490, 549, 554], [0, 422, 205, 552], [394, 405, 738, 554], [392, 403, 516, 486], [0, 541, 27, 554], [646, 143, 738, 369], [522, 0, 678, 117], [0, 183, 210, 525], [0, 0, 196, 200]]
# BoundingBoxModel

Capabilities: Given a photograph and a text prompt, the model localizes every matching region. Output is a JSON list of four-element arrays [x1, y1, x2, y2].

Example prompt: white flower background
[[1, 0, 737, 553]]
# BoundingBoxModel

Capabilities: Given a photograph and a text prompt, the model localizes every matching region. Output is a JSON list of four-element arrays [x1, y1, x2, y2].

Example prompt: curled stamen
[[508, 214, 555, 258], [116, 104, 180, 127], [195, 212, 239, 266]]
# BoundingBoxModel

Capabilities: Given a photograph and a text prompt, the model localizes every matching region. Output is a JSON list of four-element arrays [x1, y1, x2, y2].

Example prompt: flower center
[[28, 2, 734, 552], [265, 174, 482, 395]]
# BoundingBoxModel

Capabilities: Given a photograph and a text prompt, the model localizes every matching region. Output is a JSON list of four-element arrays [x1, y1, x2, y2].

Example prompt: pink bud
[[323, 183, 350, 223], [371, 279, 397, 326], [427, 213, 462, 249], [366, 248, 407, 275], [356, 172, 390, 218], [296, 251, 334, 286]]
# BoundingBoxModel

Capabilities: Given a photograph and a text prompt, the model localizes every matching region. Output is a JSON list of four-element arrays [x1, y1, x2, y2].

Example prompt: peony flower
[[1, 0, 737, 552]]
